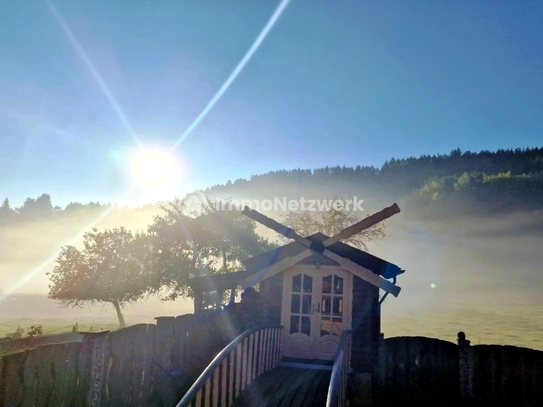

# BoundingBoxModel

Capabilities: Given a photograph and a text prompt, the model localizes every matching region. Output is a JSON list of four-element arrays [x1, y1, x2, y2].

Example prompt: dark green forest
[[203, 147, 543, 215], [2, 147, 543, 225]]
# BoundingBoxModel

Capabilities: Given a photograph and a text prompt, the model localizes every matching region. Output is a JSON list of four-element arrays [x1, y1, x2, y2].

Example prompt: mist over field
[[374, 212, 543, 350], [0, 204, 162, 294], [1, 153, 543, 351], [0, 292, 193, 334], [1, 203, 542, 351]]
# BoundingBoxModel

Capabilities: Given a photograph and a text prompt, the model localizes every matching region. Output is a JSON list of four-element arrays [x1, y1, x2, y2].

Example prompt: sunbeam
[[0, 204, 117, 300], [3, 0, 290, 298], [169, 0, 291, 151], [45, 0, 139, 146], [0, 105, 82, 143]]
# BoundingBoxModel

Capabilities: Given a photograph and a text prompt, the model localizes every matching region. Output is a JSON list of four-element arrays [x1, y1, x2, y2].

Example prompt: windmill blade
[[242, 206, 314, 246], [242, 204, 402, 296], [243, 203, 400, 249], [322, 203, 400, 246], [321, 248, 401, 296], [241, 249, 311, 288]]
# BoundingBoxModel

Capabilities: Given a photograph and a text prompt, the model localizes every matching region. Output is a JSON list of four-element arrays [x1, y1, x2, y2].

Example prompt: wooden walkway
[[232, 367, 331, 407]]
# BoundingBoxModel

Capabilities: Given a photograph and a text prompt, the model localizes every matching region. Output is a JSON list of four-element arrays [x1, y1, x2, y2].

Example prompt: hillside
[[1, 147, 542, 227], [200, 147, 543, 216]]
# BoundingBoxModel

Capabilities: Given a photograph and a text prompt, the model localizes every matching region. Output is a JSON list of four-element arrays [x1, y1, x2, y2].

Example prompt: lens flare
[[169, 0, 292, 151], [131, 149, 173, 187], [45, 0, 138, 145]]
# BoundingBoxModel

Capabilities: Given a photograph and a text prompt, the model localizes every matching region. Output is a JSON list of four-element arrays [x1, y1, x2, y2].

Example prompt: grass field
[[0, 293, 193, 340], [0, 318, 120, 339]]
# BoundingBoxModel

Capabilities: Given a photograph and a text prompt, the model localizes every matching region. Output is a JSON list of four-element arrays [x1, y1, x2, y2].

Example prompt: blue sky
[[1, 0, 542, 208]]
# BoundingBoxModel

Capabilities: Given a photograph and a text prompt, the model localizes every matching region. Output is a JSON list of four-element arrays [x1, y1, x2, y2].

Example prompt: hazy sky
[[1, 0, 542, 208]]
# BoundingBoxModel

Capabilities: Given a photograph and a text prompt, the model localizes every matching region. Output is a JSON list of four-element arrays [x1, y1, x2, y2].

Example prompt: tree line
[[4, 147, 542, 227], [0, 194, 110, 225], [408, 170, 543, 213], [203, 147, 543, 213]]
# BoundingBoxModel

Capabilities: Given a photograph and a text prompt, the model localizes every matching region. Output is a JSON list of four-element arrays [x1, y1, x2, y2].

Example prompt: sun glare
[[130, 149, 176, 189]]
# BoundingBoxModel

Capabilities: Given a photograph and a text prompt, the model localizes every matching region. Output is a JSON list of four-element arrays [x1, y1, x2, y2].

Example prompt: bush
[[27, 325, 43, 339]]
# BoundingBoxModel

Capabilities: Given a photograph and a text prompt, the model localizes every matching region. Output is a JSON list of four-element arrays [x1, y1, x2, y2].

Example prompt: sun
[[130, 149, 175, 188]]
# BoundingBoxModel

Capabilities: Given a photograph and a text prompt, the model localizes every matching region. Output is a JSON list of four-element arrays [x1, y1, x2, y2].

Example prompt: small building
[[189, 231, 404, 377]]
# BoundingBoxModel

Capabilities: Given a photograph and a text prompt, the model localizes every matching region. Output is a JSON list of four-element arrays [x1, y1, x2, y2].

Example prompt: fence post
[[458, 331, 472, 399], [81, 330, 109, 407]]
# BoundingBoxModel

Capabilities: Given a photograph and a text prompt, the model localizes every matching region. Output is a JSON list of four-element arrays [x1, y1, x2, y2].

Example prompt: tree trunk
[[112, 300, 126, 328]]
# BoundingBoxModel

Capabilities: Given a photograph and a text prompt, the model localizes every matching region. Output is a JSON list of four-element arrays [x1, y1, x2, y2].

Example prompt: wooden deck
[[232, 367, 331, 407]]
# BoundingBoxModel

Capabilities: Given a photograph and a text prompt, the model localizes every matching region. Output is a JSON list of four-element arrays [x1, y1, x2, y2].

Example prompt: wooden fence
[[378, 334, 543, 406], [467, 343, 543, 405], [3, 322, 543, 406], [0, 312, 232, 407], [377, 336, 459, 396]]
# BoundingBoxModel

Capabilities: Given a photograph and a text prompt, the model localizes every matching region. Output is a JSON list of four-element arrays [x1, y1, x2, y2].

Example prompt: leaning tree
[[48, 227, 151, 327]]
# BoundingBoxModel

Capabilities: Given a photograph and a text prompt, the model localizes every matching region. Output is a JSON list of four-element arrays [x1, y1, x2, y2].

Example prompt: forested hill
[[202, 147, 543, 215], [1, 147, 542, 226]]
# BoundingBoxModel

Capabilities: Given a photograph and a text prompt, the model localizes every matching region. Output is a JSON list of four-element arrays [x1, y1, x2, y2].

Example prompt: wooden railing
[[326, 330, 352, 407], [176, 325, 283, 407]]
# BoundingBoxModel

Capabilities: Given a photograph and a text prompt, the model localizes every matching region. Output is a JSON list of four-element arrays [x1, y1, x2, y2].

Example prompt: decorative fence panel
[[0, 313, 229, 407], [103, 324, 157, 407], [0, 341, 84, 407]]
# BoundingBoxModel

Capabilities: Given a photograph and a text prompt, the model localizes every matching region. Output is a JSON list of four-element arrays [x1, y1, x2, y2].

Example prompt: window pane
[[290, 316, 299, 334], [322, 295, 331, 315], [303, 274, 313, 293], [292, 274, 301, 292], [301, 316, 311, 336], [302, 295, 312, 314], [322, 275, 332, 294], [334, 275, 344, 295], [291, 294, 300, 314], [333, 298, 343, 316]]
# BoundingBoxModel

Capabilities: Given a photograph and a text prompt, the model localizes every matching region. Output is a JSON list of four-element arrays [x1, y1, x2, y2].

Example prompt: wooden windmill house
[[189, 203, 405, 379]]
